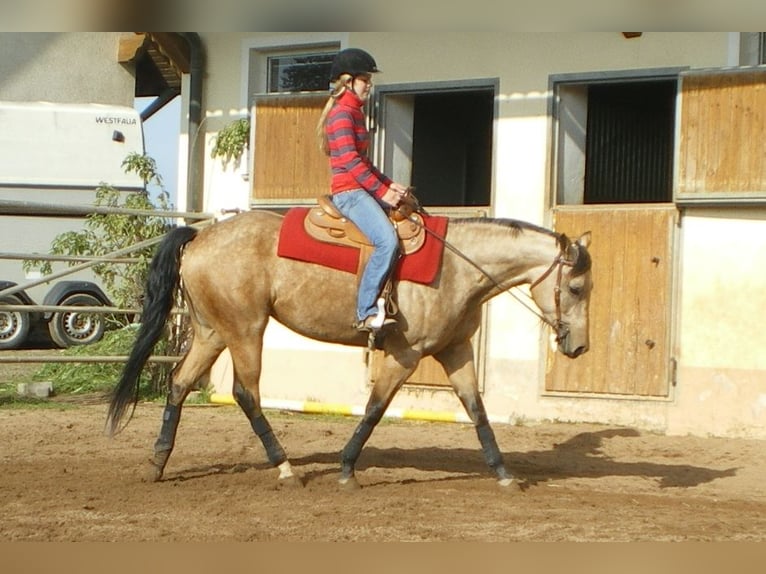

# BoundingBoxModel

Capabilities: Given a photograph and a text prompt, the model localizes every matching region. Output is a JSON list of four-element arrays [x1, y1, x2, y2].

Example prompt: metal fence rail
[[0, 355, 182, 363], [1, 198, 218, 370]]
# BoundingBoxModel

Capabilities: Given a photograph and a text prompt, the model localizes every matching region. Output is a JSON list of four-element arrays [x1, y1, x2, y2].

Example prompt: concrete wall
[[0, 33, 135, 106], [198, 33, 766, 438]]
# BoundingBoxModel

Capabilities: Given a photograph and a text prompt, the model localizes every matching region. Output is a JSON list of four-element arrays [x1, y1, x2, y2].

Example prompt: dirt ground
[[2, 396, 766, 542]]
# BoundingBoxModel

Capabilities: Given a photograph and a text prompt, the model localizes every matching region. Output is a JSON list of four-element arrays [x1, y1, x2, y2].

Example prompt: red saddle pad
[[277, 207, 448, 285]]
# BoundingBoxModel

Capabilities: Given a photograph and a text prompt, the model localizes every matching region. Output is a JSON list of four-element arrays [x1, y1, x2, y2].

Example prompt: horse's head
[[529, 231, 593, 358]]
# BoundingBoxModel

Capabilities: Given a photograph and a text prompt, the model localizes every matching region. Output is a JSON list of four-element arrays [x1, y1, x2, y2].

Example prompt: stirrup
[[355, 297, 396, 332], [355, 316, 397, 332]]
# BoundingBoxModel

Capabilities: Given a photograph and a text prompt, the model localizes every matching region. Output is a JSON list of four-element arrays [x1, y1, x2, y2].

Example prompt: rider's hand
[[380, 183, 409, 207], [389, 182, 409, 197]]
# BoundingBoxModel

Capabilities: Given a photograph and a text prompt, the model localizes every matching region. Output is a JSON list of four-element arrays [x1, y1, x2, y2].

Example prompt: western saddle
[[303, 193, 427, 278]]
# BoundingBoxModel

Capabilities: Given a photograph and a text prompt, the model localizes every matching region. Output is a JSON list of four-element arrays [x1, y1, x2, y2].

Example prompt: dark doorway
[[585, 80, 676, 204], [410, 90, 494, 207]]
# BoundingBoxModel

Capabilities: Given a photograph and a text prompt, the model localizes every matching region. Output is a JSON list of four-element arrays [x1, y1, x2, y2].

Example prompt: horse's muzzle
[[565, 344, 588, 359], [556, 322, 588, 358]]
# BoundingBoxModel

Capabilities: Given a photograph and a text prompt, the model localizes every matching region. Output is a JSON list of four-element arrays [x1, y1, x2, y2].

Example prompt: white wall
[[671, 210, 766, 437]]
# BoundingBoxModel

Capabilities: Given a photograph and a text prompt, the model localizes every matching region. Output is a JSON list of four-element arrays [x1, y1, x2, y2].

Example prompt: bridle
[[528, 252, 576, 343]]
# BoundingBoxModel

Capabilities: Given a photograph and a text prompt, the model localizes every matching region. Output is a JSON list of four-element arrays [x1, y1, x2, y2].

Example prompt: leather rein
[[404, 210, 575, 342]]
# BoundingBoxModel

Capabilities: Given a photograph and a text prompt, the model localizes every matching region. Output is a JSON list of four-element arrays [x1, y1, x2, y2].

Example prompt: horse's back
[[182, 210, 276, 268]]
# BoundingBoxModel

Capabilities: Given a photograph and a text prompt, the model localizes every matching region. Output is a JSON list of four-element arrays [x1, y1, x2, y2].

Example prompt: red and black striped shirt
[[326, 89, 391, 199]]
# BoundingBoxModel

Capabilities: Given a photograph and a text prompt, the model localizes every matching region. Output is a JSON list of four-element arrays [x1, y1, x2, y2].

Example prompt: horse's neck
[[448, 221, 559, 292]]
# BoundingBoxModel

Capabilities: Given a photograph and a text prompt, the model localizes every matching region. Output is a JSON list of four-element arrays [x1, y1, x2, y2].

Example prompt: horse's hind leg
[[434, 340, 518, 489], [148, 331, 225, 482], [227, 338, 301, 488], [339, 344, 420, 489]]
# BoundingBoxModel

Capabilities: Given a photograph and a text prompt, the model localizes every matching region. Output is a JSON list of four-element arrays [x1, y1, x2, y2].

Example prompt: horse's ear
[[577, 231, 592, 249]]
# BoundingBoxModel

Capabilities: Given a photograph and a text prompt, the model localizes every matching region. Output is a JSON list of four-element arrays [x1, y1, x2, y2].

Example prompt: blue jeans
[[332, 190, 399, 321]]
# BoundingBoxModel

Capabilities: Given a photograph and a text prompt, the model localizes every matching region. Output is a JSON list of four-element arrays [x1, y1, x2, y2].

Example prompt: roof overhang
[[117, 33, 190, 98]]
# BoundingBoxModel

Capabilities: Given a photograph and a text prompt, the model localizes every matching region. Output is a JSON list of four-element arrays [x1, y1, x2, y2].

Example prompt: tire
[[0, 294, 31, 350], [49, 293, 106, 348]]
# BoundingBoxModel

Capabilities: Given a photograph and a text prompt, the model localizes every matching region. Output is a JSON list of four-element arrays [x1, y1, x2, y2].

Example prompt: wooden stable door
[[546, 205, 677, 397]]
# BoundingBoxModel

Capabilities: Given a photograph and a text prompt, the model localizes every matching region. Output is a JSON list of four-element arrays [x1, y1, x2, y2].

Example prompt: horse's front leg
[[340, 343, 420, 489], [232, 379, 300, 487], [434, 340, 519, 489]]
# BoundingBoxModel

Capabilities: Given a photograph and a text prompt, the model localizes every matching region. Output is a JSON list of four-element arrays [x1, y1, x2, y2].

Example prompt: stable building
[[136, 32, 766, 439]]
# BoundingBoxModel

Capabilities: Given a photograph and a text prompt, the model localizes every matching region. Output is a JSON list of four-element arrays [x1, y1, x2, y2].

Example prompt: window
[[266, 52, 335, 93], [246, 43, 340, 107], [410, 90, 494, 207], [552, 70, 680, 205], [553, 66, 766, 205]]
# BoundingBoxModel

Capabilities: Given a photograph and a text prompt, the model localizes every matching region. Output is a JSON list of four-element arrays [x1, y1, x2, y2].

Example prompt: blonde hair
[[316, 73, 352, 156]]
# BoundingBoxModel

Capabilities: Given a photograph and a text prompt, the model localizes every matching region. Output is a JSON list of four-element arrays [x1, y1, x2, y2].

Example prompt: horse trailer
[[0, 100, 145, 349]]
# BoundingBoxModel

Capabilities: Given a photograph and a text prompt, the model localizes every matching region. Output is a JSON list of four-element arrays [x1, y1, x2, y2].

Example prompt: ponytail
[[316, 74, 352, 155]]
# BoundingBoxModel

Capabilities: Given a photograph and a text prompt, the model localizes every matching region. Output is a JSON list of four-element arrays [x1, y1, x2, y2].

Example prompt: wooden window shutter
[[675, 67, 766, 203], [251, 93, 329, 203]]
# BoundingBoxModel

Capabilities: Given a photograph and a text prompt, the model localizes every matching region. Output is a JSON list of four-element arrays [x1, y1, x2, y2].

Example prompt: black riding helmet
[[329, 48, 380, 82]]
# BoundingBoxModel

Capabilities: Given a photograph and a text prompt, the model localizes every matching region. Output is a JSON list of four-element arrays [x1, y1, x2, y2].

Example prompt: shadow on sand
[[163, 427, 738, 489]]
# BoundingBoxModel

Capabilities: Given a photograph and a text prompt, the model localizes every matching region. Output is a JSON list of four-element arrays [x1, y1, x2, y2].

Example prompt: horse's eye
[[568, 285, 582, 296]]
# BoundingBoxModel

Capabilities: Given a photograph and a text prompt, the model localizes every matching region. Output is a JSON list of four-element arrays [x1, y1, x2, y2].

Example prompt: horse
[[106, 209, 592, 490]]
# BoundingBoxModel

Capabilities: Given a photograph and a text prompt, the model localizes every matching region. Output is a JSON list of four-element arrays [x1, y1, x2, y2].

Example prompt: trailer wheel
[[49, 293, 105, 348], [0, 294, 31, 350]]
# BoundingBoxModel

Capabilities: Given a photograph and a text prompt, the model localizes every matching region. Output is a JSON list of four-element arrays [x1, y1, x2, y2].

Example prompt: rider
[[316, 48, 410, 332]]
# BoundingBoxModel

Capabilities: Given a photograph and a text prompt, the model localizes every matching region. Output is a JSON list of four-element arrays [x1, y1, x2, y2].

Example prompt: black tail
[[106, 226, 198, 436]]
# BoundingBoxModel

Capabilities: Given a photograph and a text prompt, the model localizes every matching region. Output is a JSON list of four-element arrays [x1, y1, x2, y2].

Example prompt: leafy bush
[[24, 153, 173, 317], [23, 153, 188, 396]]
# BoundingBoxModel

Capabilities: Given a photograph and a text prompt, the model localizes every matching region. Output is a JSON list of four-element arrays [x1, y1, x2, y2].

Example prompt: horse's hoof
[[497, 477, 524, 492], [338, 475, 362, 491], [144, 461, 164, 483], [277, 474, 304, 489]]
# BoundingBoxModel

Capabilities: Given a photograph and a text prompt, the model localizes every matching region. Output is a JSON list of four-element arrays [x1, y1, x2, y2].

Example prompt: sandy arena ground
[[2, 397, 765, 542]]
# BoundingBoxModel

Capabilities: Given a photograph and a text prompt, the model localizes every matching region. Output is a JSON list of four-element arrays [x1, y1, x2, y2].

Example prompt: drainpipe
[[138, 88, 177, 122], [178, 33, 204, 214]]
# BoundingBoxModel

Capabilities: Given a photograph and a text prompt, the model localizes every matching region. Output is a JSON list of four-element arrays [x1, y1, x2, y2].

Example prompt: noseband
[[529, 252, 575, 343]]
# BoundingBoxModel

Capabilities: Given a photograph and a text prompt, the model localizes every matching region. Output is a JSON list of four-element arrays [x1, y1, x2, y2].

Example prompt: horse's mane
[[452, 216, 558, 237], [452, 217, 591, 276]]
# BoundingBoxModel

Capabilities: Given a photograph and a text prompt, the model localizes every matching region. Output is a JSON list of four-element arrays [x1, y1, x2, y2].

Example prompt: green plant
[[32, 325, 172, 399], [210, 117, 249, 167], [24, 153, 172, 315], [23, 153, 187, 396]]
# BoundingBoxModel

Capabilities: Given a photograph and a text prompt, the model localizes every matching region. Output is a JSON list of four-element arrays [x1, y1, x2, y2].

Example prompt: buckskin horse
[[106, 207, 592, 490]]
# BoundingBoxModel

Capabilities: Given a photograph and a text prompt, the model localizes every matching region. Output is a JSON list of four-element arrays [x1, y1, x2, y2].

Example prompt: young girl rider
[[316, 48, 410, 332]]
